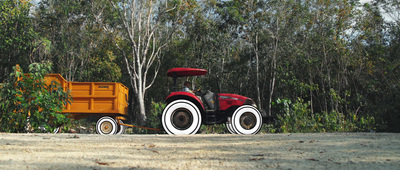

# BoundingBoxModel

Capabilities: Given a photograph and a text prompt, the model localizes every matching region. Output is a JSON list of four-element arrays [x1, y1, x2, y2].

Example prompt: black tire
[[162, 99, 202, 135], [226, 118, 236, 134], [96, 116, 118, 135], [116, 120, 126, 135], [231, 105, 262, 135], [53, 127, 60, 134]]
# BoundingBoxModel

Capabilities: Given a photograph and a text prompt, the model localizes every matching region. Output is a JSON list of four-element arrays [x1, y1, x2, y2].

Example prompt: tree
[[93, 0, 183, 124], [0, 0, 35, 82], [35, 0, 120, 82], [350, 0, 400, 131]]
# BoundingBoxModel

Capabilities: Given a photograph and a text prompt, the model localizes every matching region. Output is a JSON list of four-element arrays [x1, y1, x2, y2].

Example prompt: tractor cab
[[167, 67, 207, 92], [167, 68, 218, 112], [162, 68, 264, 135]]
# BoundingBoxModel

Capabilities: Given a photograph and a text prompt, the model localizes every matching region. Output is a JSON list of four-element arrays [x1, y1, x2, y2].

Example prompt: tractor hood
[[218, 93, 256, 110], [218, 93, 249, 102]]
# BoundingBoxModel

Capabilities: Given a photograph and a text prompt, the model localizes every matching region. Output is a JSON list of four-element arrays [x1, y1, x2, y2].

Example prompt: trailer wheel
[[96, 116, 118, 135], [162, 99, 202, 135], [226, 118, 236, 134], [116, 120, 126, 135], [53, 127, 60, 134], [231, 105, 262, 135]]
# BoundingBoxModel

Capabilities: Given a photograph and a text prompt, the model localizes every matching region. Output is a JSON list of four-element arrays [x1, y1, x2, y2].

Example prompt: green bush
[[273, 98, 376, 133], [199, 124, 227, 134], [0, 62, 72, 133], [146, 101, 165, 132]]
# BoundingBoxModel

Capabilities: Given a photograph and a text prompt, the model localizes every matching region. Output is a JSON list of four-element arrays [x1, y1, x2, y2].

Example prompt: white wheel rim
[[231, 106, 262, 135], [53, 127, 60, 134], [162, 100, 202, 135], [96, 116, 117, 135], [226, 120, 236, 134]]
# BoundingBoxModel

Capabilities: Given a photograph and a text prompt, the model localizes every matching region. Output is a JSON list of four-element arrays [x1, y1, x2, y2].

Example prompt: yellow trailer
[[44, 74, 129, 135]]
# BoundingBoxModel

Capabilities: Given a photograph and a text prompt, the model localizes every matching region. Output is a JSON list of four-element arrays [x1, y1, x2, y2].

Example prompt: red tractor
[[161, 68, 266, 135]]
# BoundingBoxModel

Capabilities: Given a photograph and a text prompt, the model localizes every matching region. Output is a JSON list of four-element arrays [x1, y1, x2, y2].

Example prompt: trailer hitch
[[120, 123, 161, 132]]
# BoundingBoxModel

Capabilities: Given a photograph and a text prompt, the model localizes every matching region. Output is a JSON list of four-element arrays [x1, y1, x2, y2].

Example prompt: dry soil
[[1, 133, 399, 169]]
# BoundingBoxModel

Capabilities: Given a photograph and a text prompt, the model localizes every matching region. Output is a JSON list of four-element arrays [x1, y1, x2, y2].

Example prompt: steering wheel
[[195, 88, 202, 96]]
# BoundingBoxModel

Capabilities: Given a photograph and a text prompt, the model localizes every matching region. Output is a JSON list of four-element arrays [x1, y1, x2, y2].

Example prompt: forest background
[[0, 0, 399, 133]]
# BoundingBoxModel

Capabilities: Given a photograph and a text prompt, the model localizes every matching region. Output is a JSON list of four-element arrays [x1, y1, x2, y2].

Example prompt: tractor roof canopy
[[167, 68, 207, 77]]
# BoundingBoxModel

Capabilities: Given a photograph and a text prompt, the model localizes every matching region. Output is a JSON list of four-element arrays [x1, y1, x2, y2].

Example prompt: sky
[[359, 0, 372, 3], [359, 0, 395, 22]]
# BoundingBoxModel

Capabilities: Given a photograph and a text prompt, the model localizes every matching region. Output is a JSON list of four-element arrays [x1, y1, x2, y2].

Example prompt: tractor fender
[[225, 105, 267, 117], [165, 92, 206, 117], [225, 106, 240, 117]]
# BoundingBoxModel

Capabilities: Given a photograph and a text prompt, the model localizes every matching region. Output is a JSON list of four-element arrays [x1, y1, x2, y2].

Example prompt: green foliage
[[0, 0, 35, 82], [1, 0, 399, 133], [199, 124, 227, 134], [0, 62, 72, 133], [260, 124, 277, 133], [273, 98, 376, 133], [147, 101, 165, 131], [35, 0, 122, 82]]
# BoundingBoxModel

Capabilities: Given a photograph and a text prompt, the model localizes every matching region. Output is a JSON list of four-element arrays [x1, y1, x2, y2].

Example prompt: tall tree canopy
[[1, 0, 399, 132]]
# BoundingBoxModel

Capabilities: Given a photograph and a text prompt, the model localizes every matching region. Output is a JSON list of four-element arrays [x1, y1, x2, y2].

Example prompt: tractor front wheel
[[162, 100, 202, 135], [226, 118, 236, 134], [231, 105, 262, 135]]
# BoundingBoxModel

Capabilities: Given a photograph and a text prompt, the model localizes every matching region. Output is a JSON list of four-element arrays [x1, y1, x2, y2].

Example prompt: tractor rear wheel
[[96, 116, 118, 135], [162, 100, 202, 135], [231, 105, 262, 135]]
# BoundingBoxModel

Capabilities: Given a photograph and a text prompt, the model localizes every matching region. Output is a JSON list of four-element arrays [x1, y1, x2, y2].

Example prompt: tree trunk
[[255, 33, 262, 110], [137, 92, 147, 125], [268, 17, 279, 117]]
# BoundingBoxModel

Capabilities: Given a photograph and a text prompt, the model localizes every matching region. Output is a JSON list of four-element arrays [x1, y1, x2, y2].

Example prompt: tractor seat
[[202, 90, 218, 111]]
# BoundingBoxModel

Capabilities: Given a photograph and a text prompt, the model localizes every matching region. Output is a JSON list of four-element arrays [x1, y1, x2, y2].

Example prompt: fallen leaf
[[306, 158, 319, 161], [96, 161, 109, 165], [249, 158, 264, 161], [299, 141, 305, 143], [309, 140, 315, 143], [68, 135, 79, 139], [151, 150, 159, 154], [288, 147, 293, 151], [148, 144, 156, 148], [252, 154, 265, 157]]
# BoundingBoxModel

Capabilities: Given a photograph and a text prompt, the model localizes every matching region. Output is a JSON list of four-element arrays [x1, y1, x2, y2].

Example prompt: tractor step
[[205, 112, 217, 124]]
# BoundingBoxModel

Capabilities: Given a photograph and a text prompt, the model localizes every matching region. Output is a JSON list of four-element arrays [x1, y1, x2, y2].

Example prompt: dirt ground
[[0, 133, 399, 170]]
